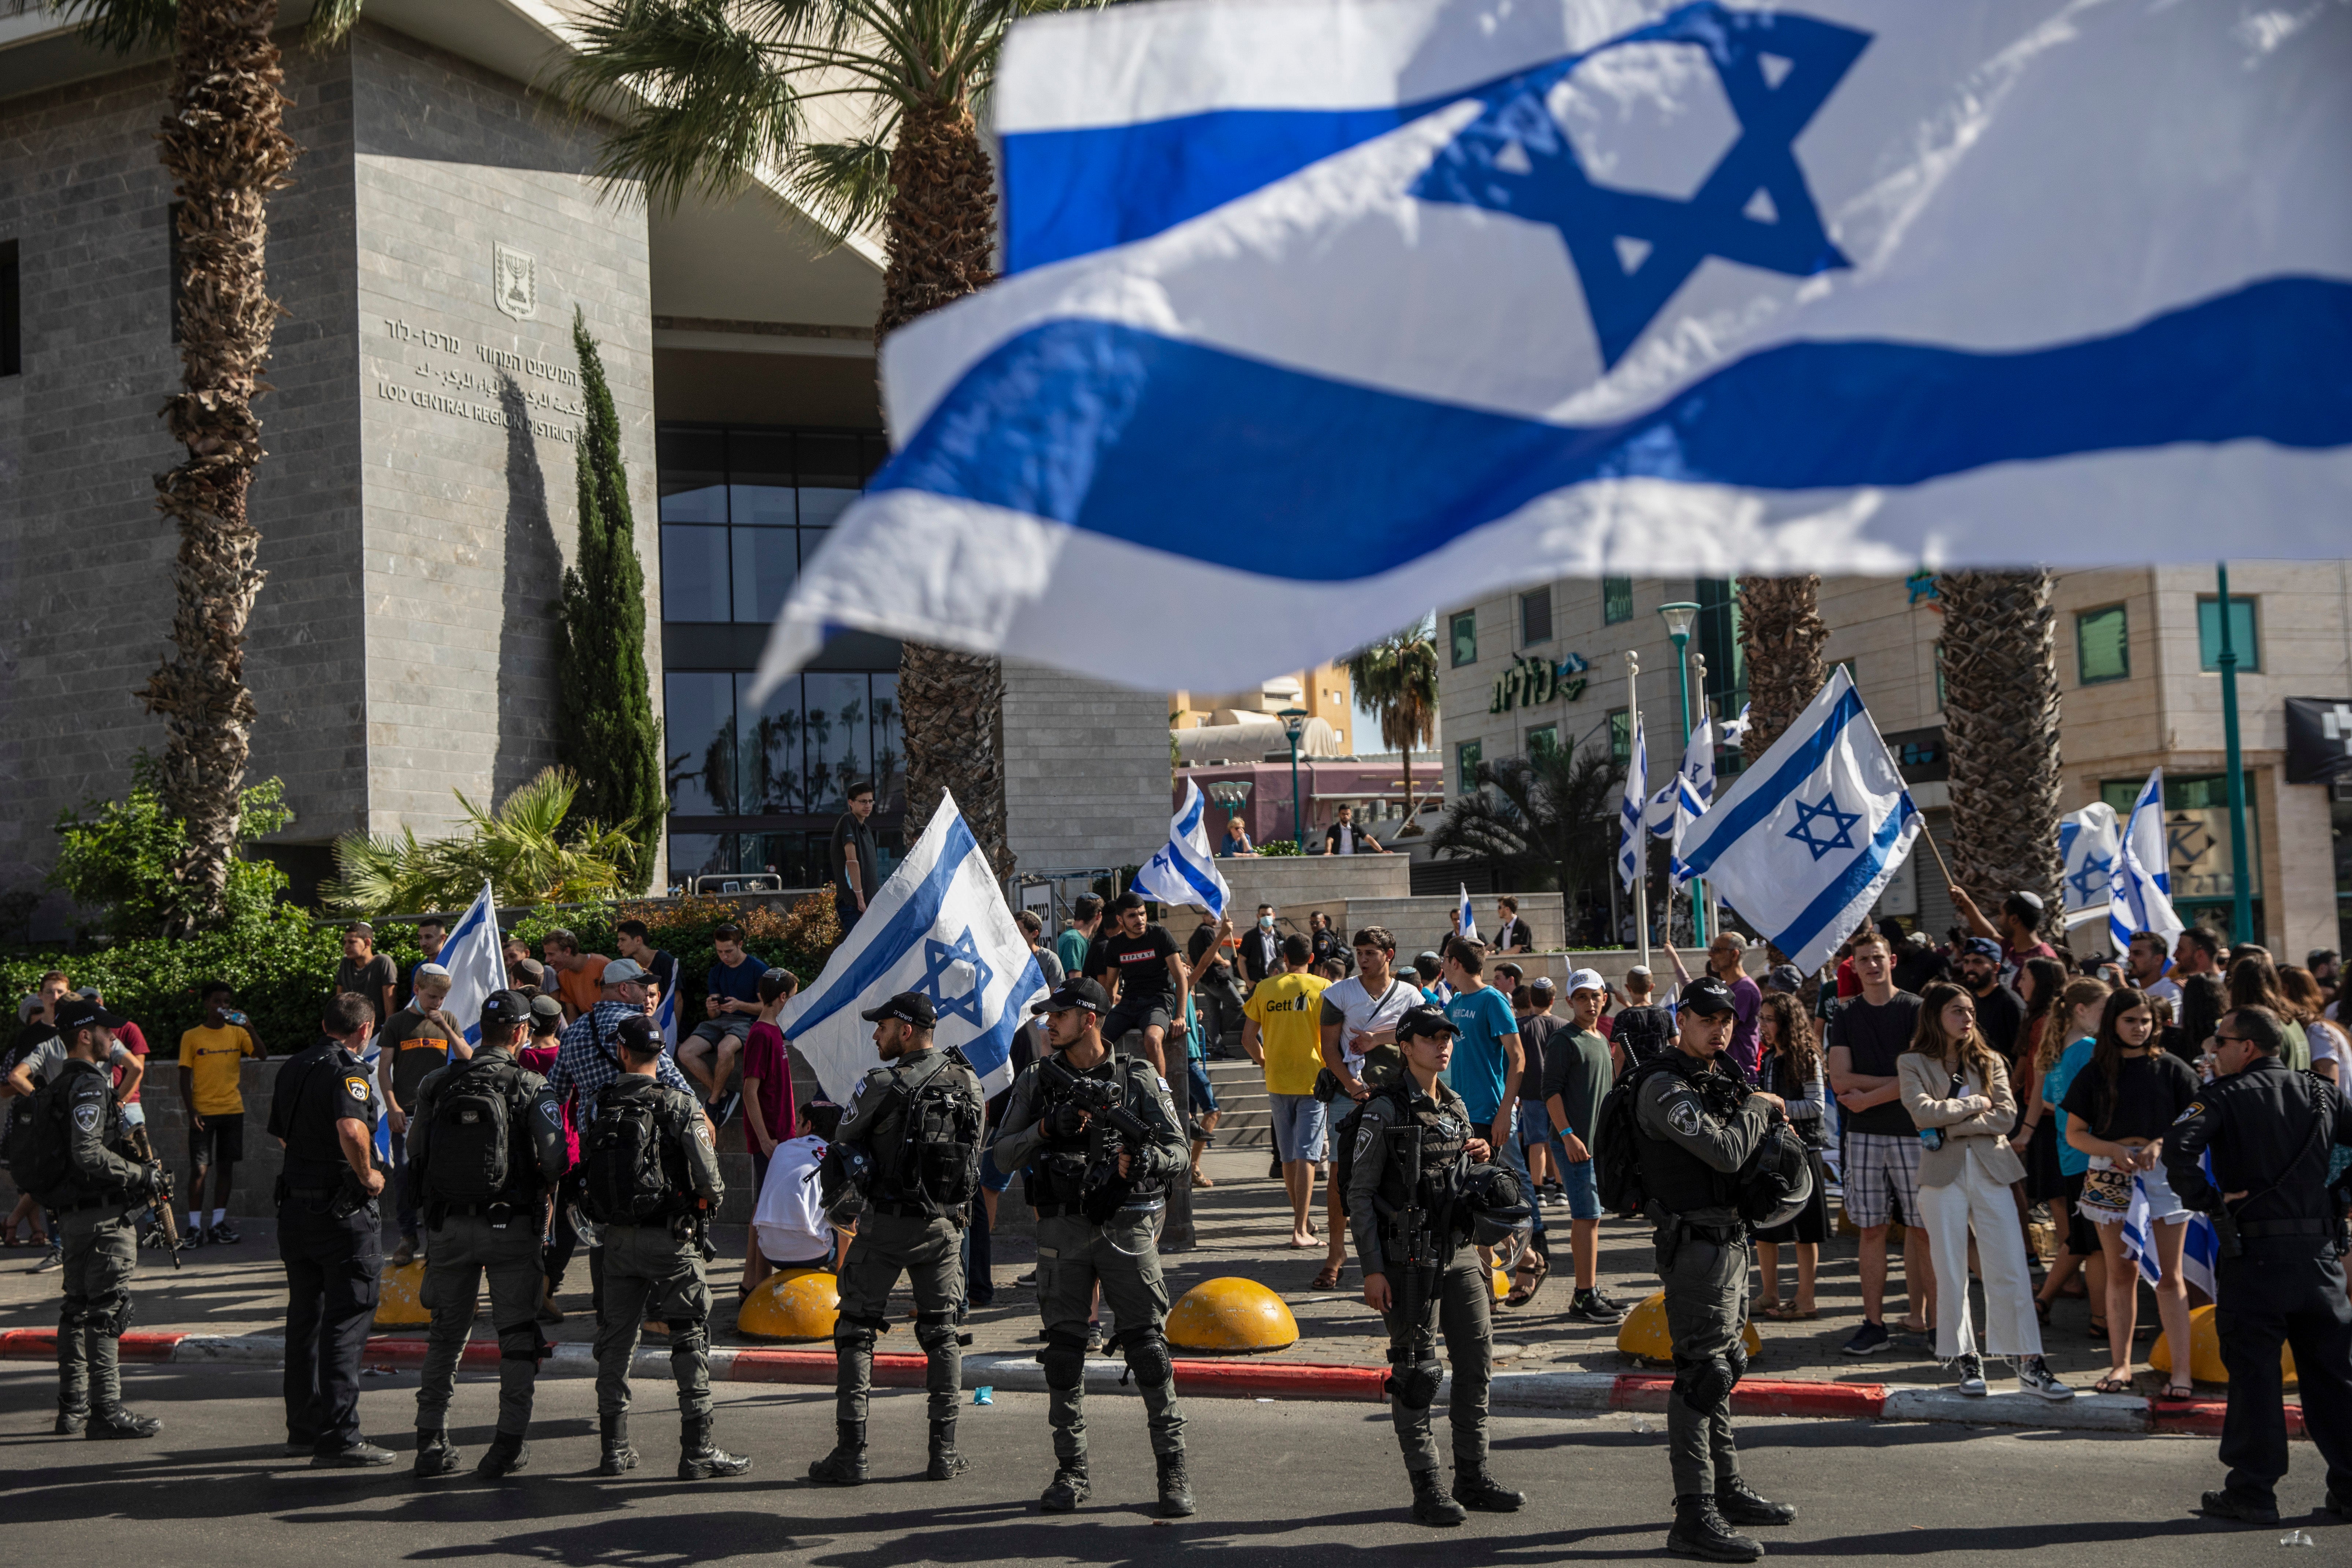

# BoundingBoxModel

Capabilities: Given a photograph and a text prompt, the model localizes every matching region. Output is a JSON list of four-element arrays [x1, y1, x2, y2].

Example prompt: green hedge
[[4, 893, 843, 1056]]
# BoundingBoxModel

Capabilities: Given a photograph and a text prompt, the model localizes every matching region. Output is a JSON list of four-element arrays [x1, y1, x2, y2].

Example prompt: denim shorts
[[1269, 1093, 1329, 1164], [1516, 1102, 1555, 1151], [1557, 1156, 1601, 1220]]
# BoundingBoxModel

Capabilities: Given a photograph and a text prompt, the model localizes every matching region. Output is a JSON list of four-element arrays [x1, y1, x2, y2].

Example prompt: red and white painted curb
[[0, 1327, 2299, 1438]]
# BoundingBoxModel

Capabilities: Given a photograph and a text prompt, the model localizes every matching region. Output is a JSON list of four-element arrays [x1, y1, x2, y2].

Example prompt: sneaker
[[1953, 1353, 1987, 1396], [1539, 1183, 1568, 1207], [210, 1220, 242, 1246], [1013, 1270, 1038, 1287], [31, 1243, 64, 1274], [2017, 1358, 2075, 1401], [1840, 1320, 1889, 1357], [1568, 1290, 1626, 1324], [390, 1235, 418, 1268]]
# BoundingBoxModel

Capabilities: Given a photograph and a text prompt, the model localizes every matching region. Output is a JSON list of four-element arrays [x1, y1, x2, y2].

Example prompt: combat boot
[[85, 1406, 162, 1440], [476, 1431, 530, 1478], [1410, 1468, 1468, 1527], [1453, 1464, 1526, 1512], [806, 1420, 868, 1485], [1715, 1477, 1797, 1526], [1667, 1494, 1763, 1563], [597, 1413, 639, 1476], [677, 1417, 751, 1480], [1155, 1451, 1195, 1518], [413, 1428, 460, 1478], [55, 1401, 87, 1437], [1039, 1458, 1090, 1512], [925, 1418, 968, 1480]]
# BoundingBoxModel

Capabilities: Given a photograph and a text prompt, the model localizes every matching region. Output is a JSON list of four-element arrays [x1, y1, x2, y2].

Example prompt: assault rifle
[[123, 1124, 182, 1269], [1038, 1055, 1157, 1224]]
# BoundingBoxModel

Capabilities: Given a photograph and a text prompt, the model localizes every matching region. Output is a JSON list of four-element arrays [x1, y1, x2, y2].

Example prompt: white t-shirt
[[1317, 973, 1419, 1067], [753, 1135, 834, 1266], [2145, 976, 2183, 1011], [2309, 1017, 2345, 1067]]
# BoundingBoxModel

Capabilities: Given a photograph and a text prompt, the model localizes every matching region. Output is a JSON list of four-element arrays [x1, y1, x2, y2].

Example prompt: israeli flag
[[753, 0, 2352, 697], [1458, 886, 1478, 944], [2108, 769, 2185, 953], [1131, 778, 1232, 917], [436, 882, 507, 1046], [1649, 717, 1716, 886], [656, 982, 679, 1054], [1618, 711, 1649, 891], [2123, 1170, 2218, 1302], [2058, 803, 2121, 931], [778, 791, 1048, 1103], [1677, 667, 1918, 972]]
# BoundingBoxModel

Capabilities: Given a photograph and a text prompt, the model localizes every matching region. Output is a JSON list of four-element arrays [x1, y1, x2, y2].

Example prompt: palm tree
[[1937, 570, 2065, 939], [563, 0, 1088, 878], [1736, 574, 1828, 756], [59, 0, 365, 930], [320, 765, 645, 914], [1429, 742, 1623, 914], [1347, 621, 1440, 837]]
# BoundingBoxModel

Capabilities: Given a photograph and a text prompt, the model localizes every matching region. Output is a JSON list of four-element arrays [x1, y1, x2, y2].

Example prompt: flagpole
[[1627, 650, 1650, 974], [1916, 814, 1959, 893]]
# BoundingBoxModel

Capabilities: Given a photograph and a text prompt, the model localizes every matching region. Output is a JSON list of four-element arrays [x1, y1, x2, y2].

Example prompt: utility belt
[[866, 1197, 962, 1222], [430, 1195, 537, 1226], [1034, 1195, 1165, 1222], [1657, 1216, 1745, 1246], [48, 1193, 133, 1216]]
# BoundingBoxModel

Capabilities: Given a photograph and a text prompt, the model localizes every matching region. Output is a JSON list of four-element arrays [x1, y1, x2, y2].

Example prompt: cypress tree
[[556, 307, 665, 892]]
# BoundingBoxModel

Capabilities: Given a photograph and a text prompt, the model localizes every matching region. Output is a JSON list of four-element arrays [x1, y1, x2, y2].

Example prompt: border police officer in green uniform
[[1346, 1004, 1525, 1526], [24, 997, 164, 1439], [584, 1013, 748, 1481], [1631, 978, 1796, 1563], [407, 989, 569, 1479], [992, 977, 1196, 1518], [808, 990, 987, 1486]]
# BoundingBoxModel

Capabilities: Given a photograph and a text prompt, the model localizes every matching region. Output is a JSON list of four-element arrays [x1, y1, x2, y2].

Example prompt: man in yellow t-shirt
[[1242, 934, 1332, 1249], [177, 981, 264, 1246]]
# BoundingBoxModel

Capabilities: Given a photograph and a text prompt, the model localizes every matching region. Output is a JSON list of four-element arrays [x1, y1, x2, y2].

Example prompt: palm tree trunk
[[1735, 574, 1828, 756], [1937, 570, 2065, 940], [137, 0, 295, 931], [879, 97, 1013, 874]]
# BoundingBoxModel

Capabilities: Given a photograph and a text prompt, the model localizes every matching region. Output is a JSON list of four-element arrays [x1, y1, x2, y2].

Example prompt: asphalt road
[[2, 1364, 2338, 1564]]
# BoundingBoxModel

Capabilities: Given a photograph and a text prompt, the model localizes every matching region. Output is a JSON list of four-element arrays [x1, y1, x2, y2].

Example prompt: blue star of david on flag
[[2068, 854, 2113, 907], [1786, 793, 1863, 861], [1410, 2, 1868, 367], [917, 927, 994, 1027]]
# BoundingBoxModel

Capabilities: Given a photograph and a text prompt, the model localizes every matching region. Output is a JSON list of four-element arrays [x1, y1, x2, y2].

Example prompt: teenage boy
[[1242, 935, 1332, 1249], [1314, 926, 1422, 1289], [1827, 931, 1933, 1357], [1085, 893, 1189, 1075], [334, 923, 398, 1030], [177, 983, 264, 1246], [541, 929, 611, 1025], [680, 924, 765, 1112], [616, 920, 679, 1009], [378, 965, 469, 1267], [738, 967, 800, 1298], [1543, 971, 1625, 1323], [1443, 942, 1535, 1300]]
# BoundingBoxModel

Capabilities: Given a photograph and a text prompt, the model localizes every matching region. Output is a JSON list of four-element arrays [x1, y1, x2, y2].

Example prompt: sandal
[[1310, 1262, 1343, 1290], [1758, 1303, 1818, 1321], [2092, 1374, 2135, 1395], [1755, 1300, 1789, 1320], [2034, 1298, 2052, 1327], [2086, 1315, 2110, 1342], [2160, 1381, 2196, 1402], [1503, 1252, 1550, 1309], [1190, 1169, 1215, 1189]]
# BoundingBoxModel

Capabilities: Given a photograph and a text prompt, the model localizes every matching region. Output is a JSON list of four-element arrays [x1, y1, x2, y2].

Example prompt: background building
[[0, 2, 1165, 922], [1440, 568, 2352, 959]]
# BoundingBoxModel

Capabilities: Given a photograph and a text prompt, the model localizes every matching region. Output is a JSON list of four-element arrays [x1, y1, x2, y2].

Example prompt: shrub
[[48, 754, 292, 938]]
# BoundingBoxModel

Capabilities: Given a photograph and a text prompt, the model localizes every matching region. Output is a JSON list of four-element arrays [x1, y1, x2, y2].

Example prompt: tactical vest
[[1635, 1059, 1744, 1217], [1375, 1090, 1469, 1220], [1022, 1054, 1161, 1212]]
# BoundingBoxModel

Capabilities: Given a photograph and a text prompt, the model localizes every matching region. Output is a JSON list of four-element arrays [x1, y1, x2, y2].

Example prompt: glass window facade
[[1457, 739, 1483, 793], [1526, 723, 1558, 759], [2197, 596, 2260, 672], [1603, 576, 1633, 625], [1695, 578, 1746, 720], [1608, 707, 1631, 764], [1450, 610, 1478, 667], [1519, 586, 1552, 645], [657, 425, 890, 624], [2076, 604, 2129, 684]]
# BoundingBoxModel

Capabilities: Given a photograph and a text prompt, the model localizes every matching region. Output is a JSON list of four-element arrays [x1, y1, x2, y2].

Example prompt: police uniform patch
[[345, 1075, 371, 1103], [537, 1100, 564, 1127], [2174, 1101, 2203, 1124], [1668, 1098, 1702, 1137], [73, 1102, 100, 1134], [694, 1117, 713, 1144], [1354, 1121, 1379, 1160]]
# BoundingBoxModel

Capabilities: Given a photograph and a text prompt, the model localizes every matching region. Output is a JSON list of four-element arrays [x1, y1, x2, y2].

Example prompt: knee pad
[[1674, 1354, 1735, 1416], [1119, 1327, 1173, 1390], [913, 1312, 960, 1358], [1724, 1339, 1749, 1389], [496, 1319, 550, 1365], [94, 1294, 134, 1338], [834, 1314, 884, 1354], [1041, 1327, 1090, 1391], [667, 1320, 708, 1357], [1385, 1343, 1443, 1408], [57, 1300, 91, 1332]]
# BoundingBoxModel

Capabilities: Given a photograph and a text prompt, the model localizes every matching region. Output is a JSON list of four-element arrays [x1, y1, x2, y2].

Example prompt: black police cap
[[860, 990, 936, 1030]]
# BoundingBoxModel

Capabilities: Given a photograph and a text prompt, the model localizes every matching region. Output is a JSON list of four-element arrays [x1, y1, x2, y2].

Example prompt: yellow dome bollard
[[2149, 1302, 2295, 1387], [1167, 1276, 1299, 1353], [374, 1259, 431, 1328], [1492, 1266, 1511, 1302], [737, 1268, 842, 1342], [1617, 1290, 1762, 1363]]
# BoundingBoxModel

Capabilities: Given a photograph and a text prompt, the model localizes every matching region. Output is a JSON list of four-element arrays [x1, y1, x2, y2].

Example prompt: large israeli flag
[[1131, 778, 1232, 917], [1618, 711, 1649, 890], [2058, 803, 2121, 931], [778, 792, 1048, 1103], [2108, 769, 2186, 953], [754, 0, 2352, 696], [1677, 667, 1918, 972], [437, 882, 508, 1046]]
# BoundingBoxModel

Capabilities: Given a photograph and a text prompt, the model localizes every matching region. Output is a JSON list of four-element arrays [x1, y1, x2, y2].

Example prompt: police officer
[[991, 977, 1195, 1517], [1629, 978, 1795, 1563], [33, 997, 165, 1438], [269, 993, 393, 1465], [1346, 1005, 1524, 1527], [407, 989, 569, 1479], [2163, 1003, 2352, 1526], [808, 991, 986, 1487], [586, 1012, 749, 1480]]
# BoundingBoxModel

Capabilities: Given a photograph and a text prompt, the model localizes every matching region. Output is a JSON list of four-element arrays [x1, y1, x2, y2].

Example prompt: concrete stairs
[[1201, 1056, 1272, 1151]]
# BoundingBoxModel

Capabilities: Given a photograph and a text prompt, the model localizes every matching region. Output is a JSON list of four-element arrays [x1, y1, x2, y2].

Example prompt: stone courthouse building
[[0, 1, 1165, 916]]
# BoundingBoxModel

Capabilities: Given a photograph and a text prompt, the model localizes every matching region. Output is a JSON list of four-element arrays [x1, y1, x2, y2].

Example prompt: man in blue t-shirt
[[1441, 941, 1524, 1150], [678, 921, 765, 1114]]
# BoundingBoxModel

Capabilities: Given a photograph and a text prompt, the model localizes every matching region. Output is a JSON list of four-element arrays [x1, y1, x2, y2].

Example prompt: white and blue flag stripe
[[2058, 802, 2121, 931], [1131, 778, 1232, 918], [778, 791, 1047, 1105], [1458, 886, 1478, 945], [2108, 769, 2186, 954], [437, 882, 507, 1047], [1618, 711, 1648, 891], [1677, 667, 1918, 972], [757, 0, 2352, 695]]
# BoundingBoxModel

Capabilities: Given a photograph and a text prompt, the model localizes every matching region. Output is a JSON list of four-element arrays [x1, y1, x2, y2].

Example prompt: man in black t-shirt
[[832, 782, 880, 932], [1825, 932, 1930, 1358], [1955, 937, 2026, 1063], [333, 923, 398, 1031], [1084, 892, 1188, 1075]]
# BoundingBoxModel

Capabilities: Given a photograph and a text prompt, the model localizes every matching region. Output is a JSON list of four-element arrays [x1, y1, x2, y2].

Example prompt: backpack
[[1329, 1083, 1414, 1220], [579, 1081, 687, 1224], [4, 1076, 73, 1196], [1611, 1005, 1673, 1070], [1593, 1057, 1681, 1219], [891, 1056, 985, 1215], [423, 1058, 525, 1204]]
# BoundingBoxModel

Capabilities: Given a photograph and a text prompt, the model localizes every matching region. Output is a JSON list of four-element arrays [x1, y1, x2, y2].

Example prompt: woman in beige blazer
[[1901, 981, 2075, 1402]]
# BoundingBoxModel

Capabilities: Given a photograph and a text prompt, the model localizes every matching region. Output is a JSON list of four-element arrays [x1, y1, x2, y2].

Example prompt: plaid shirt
[[549, 1000, 692, 1125]]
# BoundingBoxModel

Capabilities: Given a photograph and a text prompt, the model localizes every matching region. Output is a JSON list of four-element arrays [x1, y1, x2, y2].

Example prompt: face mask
[[1258, 916, 1273, 930]]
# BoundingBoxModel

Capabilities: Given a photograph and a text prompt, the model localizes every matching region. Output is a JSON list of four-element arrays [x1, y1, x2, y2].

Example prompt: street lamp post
[[1279, 707, 1310, 851], [1626, 649, 1650, 973], [2215, 563, 2254, 942], [1657, 602, 1707, 945]]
